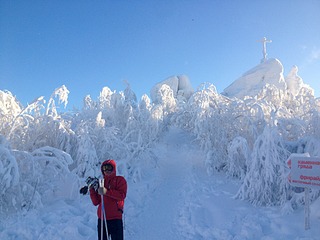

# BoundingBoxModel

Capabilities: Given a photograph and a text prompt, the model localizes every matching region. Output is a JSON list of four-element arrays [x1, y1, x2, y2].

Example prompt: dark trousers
[[98, 218, 124, 240]]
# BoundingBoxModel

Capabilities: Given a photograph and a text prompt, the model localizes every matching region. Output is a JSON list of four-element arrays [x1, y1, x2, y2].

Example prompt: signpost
[[287, 154, 320, 230]]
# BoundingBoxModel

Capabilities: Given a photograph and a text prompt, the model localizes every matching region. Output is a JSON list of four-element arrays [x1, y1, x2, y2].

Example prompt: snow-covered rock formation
[[150, 75, 194, 103], [222, 58, 287, 99], [222, 58, 314, 99]]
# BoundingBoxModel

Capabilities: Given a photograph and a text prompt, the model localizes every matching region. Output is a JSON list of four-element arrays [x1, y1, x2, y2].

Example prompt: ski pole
[[102, 193, 111, 240], [100, 179, 111, 240], [100, 179, 104, 240]]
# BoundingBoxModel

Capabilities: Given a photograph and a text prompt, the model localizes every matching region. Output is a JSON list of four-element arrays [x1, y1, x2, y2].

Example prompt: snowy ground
[[1, 128, 320, 240]]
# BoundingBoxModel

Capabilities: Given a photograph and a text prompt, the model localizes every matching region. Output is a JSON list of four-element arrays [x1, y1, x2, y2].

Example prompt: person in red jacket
[[90, 159, 127, 240]]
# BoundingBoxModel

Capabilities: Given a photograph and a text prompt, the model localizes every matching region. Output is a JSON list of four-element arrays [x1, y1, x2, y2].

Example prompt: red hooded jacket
[[89, 160, 127, 220]]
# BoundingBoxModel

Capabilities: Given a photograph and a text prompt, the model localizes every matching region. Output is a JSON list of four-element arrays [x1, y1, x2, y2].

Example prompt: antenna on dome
[[257, 37, 272, 63]]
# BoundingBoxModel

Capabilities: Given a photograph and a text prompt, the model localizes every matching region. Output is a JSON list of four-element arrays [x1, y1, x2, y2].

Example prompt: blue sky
[[1, 0, 319, 110]]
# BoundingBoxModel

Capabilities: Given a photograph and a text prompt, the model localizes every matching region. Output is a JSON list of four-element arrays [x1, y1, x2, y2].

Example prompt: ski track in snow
[[1, 128, 320, 239], [126, 127, 196, 240]]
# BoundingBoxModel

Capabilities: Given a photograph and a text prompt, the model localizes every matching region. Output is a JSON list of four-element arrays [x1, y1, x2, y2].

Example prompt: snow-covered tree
[[31, 146, 77, 203], [0, 91, 22, 138], [45, 85, 69, 117], [236, 125, 290, 206], [0, 135, 20, 214], [72, 127, 99, 178], [225, 136, 250, 180]]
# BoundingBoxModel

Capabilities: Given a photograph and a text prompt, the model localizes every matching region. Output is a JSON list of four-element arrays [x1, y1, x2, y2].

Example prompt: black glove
[[80, 186, 88, 195]]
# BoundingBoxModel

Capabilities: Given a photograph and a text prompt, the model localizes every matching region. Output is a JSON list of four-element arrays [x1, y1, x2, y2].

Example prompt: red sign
[[287, 155, 320, 189]]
